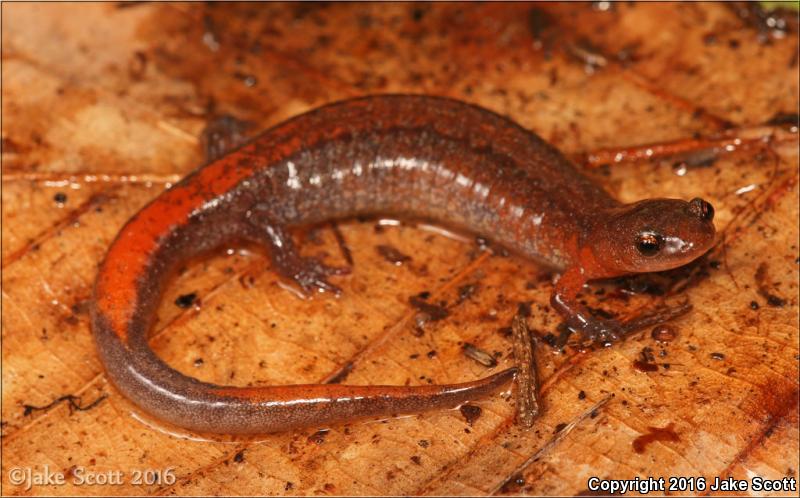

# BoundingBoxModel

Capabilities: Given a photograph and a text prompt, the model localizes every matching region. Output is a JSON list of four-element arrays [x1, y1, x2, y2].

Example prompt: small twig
[[330, 221, 354, 266], [0, 171, 182, 185], [620, 300, 694, 337], [583, 125, 796, 168], [512, 313, 541, 428]]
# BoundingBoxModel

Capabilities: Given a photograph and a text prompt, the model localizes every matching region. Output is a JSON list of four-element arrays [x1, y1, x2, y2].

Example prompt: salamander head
[[591, 198, 716, 275]]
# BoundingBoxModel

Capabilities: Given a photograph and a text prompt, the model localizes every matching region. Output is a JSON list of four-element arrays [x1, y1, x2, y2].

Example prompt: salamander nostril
[[689, 198, 714, 222]]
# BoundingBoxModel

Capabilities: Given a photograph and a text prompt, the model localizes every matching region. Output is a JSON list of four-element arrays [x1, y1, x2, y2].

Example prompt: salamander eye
[[636, 232, 662, 257]]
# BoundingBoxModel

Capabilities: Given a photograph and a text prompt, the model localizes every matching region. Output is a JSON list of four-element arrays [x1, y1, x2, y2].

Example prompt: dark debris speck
[[460, 404, 482, 425], [174, 292, 198, 308]]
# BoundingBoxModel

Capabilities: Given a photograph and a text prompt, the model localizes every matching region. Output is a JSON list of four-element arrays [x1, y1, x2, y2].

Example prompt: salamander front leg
[[551, 267, 622, 347], [246, 204, 350, 295]]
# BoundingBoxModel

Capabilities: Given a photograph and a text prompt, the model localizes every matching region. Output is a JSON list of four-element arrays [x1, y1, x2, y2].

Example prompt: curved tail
[[93, 314, 516, 434]]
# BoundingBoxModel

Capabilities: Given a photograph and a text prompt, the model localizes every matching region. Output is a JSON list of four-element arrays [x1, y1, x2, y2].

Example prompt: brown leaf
[[2, 2, 797, 496]]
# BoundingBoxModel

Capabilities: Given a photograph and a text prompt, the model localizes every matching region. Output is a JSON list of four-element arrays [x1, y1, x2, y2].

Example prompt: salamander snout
[[688, 197, 714, 222], [592, 198, 717, 275]]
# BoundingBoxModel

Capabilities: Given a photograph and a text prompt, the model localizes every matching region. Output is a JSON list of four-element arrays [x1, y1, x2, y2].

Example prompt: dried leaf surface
[[2, 3, 798, 496]]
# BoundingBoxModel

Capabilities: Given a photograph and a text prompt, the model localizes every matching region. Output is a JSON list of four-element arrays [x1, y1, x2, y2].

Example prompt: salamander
[[91, 95, 716, 434]]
